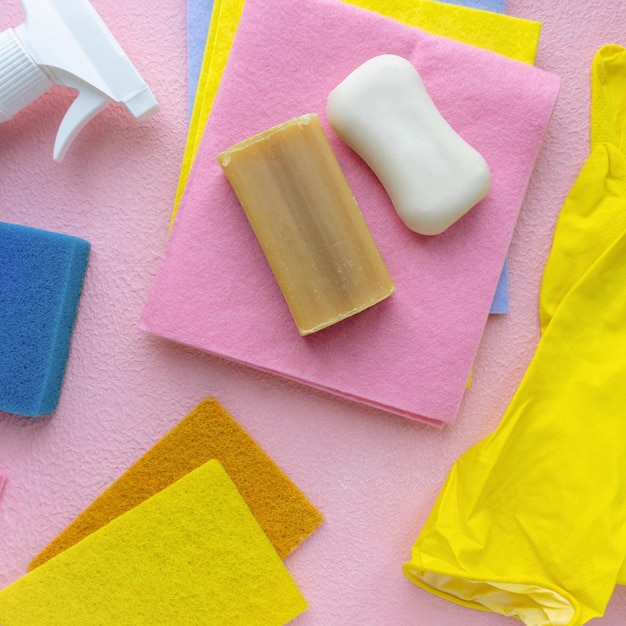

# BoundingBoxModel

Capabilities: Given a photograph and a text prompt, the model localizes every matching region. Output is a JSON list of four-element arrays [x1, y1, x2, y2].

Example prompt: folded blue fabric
[[185, 0, 509, 313], [0, 223, 90, 417], [187, 0, 215, 111], [440, 0, 508, 312], [442, 0, 506, 11]]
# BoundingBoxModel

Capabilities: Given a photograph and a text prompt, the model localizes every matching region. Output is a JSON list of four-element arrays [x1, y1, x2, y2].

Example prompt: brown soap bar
[[217, 113, 395, 335]]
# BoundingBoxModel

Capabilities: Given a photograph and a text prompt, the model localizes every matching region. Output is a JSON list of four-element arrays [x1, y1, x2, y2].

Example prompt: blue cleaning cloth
[[185, 0, 509, 313], [440, 0, 508, 313], [443, 0, 506, 10], [0, 223, 90, 417], [489, 258, 509, 313], [187, 0, 215, 110]]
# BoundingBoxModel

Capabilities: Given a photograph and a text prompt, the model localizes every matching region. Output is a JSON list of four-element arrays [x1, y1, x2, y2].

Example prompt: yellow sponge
[[0, 460, 307, 625], [30, 397, 322, 570]]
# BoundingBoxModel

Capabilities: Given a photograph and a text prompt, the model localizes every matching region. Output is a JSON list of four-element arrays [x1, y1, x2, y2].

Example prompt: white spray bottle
[[0, 0, 159, 162]]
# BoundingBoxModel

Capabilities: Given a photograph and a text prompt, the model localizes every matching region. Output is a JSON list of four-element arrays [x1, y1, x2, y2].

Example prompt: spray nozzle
[[0, 0, 159, 162]]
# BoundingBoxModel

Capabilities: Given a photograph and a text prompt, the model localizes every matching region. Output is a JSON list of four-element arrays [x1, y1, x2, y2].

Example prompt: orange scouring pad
[[29, 397, 323, 570]]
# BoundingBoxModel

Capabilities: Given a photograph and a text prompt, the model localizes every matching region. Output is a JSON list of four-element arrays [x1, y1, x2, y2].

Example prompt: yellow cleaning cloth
[[170, 0, 541, 226], [404, 45, 626, 626], [30, 397, 323, 570], [0, 460, 307, 625]]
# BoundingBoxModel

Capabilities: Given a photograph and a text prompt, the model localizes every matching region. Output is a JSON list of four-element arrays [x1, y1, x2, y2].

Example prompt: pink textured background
[[0, 1, 624, 624]]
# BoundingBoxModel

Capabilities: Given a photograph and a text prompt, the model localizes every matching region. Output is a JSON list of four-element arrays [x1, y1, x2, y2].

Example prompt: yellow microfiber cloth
[[404, 45, 626, 626], [170, 0, 542, 227], [30, 397, 323, 570], [0, 460, 307, 625]]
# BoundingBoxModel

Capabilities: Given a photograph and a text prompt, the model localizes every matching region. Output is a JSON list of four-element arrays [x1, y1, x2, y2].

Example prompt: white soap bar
[[327, 54, 491, 236]]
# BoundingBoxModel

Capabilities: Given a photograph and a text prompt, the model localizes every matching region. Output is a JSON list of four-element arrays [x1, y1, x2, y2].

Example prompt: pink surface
[[140, 0, 559, 426], [1, 1, 626, 625]]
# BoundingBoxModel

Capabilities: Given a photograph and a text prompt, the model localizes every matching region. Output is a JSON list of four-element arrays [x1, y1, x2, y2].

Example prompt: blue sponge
[[0, 223, 90, 417]]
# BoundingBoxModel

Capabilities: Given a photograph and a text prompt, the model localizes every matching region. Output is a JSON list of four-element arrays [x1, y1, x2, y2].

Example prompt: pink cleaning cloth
[[140, 0, 560, 426]]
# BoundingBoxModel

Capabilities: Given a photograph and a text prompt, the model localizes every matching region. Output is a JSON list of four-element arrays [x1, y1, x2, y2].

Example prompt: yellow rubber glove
[[540, 45, 626, 333], [404, 45, 626, 626], [539, 142, 626, 333]]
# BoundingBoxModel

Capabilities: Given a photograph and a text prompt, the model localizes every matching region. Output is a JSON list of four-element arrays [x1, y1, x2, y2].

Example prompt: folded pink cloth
[[141, 0, 559, 425]]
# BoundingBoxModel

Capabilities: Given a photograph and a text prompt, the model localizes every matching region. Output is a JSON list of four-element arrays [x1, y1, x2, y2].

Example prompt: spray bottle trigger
[[53, 79, 110, 163]]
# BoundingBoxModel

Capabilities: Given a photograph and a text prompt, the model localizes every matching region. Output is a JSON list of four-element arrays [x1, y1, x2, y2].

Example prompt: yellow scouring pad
[[0, 460, 307, 625]]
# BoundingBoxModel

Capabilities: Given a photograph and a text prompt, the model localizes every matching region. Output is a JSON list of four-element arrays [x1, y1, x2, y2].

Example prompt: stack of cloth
[[140, 0, 560, 427]]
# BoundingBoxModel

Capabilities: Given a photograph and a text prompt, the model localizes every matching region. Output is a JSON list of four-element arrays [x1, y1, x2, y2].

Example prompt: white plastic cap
[[0, 28, 51, 122]]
